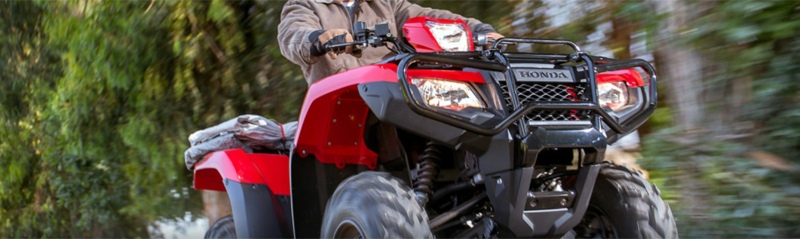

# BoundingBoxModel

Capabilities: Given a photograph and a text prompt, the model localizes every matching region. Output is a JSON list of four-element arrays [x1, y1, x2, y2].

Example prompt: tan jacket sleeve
[[278, 0, 323, 67], [391, 0, 497, 34]]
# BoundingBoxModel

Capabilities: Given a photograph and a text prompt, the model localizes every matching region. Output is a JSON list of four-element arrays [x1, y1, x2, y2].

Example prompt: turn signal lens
[[411, 78, 485, 111]]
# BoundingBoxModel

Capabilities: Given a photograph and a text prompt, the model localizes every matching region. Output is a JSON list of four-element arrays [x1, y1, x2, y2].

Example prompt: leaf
[[746, 151, 795, 172], [723, 25, 760, 43]]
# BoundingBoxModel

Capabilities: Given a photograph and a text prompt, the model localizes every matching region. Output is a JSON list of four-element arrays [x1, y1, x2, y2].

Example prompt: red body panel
[[294, 64, 489, 169], [293, 64, 399, 169], [193, 149, 290, 196], [402, 16, 474, 53], [597, 69, 645, 88], [192, 64, 486, 192]]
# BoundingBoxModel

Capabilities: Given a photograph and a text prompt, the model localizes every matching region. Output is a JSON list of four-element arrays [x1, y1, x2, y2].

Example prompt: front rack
[[395, 38, 657, 137]]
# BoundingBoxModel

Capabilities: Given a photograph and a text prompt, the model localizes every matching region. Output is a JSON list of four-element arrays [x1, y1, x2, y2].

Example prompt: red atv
[[191, 16, 677, 238]]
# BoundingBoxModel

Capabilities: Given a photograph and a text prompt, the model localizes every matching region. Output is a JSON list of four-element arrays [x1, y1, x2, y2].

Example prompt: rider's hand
[[485, 32, 504, 48], [486, 32, 505, 40], [312, 29, 354, 59]]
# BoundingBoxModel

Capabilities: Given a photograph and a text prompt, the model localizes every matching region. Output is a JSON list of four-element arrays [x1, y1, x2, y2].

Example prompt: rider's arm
[[391, 0, 497, 35], [277, 0, 325, 66]]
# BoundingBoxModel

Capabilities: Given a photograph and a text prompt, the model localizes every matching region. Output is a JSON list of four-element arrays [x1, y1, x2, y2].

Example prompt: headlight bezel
[[596, 68, 647, 113], [402, 16, 475, 53], [410, 77, 486, 112], [405, 70, 490, 116]]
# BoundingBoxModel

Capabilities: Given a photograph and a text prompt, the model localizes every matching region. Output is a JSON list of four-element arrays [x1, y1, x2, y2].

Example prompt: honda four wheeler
[[191, 16, 677, 238]]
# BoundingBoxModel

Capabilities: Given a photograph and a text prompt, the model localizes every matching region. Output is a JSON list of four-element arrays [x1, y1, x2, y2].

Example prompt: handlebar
[[323, 21, 400, 55], [325, 26, 500, 55]]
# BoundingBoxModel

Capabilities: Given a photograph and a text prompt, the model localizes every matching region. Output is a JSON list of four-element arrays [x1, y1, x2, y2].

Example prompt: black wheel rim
[[334, 219, 365, 239], [572, 205, 619, 238]]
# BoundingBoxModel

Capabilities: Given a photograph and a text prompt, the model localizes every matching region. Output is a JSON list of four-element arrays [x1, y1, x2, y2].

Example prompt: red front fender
[[193, 149, 290, 196]]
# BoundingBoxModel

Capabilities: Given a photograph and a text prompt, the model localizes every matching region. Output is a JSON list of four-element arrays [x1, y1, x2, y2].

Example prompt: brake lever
[[325, 40, 367, 52]]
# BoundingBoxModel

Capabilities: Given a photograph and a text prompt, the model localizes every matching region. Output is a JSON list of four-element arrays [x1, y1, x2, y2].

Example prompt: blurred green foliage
[[1, 0, 798, 237], [639, 0, 800, 237], [0, 0, 304, 237]]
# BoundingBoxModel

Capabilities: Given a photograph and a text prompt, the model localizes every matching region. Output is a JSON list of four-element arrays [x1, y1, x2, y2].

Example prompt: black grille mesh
[[499, 82, 592, 122]]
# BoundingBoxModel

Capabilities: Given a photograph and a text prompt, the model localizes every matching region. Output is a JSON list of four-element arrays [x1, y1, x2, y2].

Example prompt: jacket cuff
[[308, 29, 326, 57], [472, 23, 497, 35]]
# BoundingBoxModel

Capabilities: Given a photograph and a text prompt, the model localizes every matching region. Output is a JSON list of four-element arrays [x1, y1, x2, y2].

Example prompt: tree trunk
[[202, 190, 232, 226], [652, 0, 705, 136], [603, 1, 645, 174], [607, 1, 633, 61], [649, 0, 711, 227]]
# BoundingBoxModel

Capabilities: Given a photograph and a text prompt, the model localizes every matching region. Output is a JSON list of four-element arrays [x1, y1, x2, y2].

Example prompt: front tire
[[320, 171, 433, 238], [574, 164, 678, 238]]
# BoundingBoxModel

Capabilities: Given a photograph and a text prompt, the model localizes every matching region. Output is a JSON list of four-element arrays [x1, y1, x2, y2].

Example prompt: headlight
[[596, 68, 646, 112], [425, 21, 469, 52], [597, 81, 631, 112], [411, 78, 485, 111]]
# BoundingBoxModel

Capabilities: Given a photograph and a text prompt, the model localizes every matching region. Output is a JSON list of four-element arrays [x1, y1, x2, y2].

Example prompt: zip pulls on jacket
[[339, 0, 361, 34], [338, 0, 365, 63], [345, 2, 357, 31]]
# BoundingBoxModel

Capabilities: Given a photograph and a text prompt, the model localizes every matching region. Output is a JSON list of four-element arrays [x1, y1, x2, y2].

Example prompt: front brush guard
[[396, 39, 657, 137]]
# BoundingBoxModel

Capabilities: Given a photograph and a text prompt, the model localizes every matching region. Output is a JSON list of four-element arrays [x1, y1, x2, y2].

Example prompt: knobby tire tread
[[321, 171, 433, 238], [204, 215, 236, 239], [596, 163, 678, 239]]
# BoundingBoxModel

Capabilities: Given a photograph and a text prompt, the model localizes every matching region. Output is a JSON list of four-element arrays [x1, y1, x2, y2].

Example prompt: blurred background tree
[[0, 0, 304, 237], [0, 0, 798, 237], [641, 0, 800, 237]]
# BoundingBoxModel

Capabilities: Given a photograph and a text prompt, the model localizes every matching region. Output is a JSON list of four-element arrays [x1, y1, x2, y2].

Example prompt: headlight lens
[[425, 21, 469, 52], [411, 78, 485, 111], [597, 81, 630, 112]]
